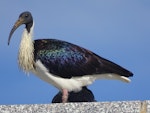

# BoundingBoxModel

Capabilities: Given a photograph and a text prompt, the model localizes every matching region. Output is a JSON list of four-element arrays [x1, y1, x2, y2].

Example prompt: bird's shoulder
[[33, 39, 101, 78], [34, 39, 92, 60]]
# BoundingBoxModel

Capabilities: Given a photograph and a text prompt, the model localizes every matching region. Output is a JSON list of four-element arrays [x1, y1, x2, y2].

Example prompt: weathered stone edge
[[0, 100, 149, 113]]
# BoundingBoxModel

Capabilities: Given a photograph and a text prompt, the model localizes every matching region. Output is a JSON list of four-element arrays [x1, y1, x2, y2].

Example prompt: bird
[[8, 11, 133, 103], [52, 86, 96, 103]]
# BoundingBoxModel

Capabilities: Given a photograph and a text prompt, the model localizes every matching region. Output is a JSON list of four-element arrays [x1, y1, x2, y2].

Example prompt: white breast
[[18, 24, 34, 73]]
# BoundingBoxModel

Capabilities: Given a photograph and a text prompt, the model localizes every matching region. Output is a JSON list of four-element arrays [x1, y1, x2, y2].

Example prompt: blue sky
[[0, 1, 150, 105]]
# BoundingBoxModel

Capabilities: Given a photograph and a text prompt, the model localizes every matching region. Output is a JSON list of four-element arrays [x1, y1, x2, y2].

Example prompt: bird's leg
[[62, 89, 68, 103]]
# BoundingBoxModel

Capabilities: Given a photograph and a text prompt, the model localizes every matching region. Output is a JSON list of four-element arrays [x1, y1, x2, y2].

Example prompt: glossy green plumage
[[34, 39, 133, 78]]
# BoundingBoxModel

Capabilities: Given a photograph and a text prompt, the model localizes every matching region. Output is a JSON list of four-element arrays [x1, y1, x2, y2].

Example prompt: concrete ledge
[[0, 100, 149, 113]]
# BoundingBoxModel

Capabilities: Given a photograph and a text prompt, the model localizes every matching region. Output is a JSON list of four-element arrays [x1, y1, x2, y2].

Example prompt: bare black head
[[8, 11, 33, 45]]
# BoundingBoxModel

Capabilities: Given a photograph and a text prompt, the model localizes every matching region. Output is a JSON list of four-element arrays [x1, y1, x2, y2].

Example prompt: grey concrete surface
[[0, 100, 149, 113]]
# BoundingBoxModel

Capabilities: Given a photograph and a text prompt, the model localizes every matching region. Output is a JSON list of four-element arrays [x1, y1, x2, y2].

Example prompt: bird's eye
[[25, 14, 29, 18]]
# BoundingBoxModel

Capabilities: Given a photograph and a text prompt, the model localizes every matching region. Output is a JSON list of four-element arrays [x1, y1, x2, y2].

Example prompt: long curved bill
[[8, 18, 24, 45]]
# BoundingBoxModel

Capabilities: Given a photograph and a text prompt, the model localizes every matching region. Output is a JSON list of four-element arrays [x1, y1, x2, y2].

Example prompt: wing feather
[[34, 39, 133, 78]]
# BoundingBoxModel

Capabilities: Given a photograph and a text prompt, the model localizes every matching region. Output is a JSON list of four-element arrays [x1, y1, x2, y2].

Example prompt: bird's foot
[[62, 89, 68, 103]]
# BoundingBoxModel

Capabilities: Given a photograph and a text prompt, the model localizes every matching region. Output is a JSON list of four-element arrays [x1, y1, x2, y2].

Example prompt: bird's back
[[34, 39, 133, 79]]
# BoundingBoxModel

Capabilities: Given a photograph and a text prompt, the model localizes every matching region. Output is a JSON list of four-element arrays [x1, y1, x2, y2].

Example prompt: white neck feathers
[[18, 23, 35, 73]]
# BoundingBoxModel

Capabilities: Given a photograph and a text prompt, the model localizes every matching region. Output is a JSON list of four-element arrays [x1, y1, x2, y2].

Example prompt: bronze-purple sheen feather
[[34, 39, 133, 78]]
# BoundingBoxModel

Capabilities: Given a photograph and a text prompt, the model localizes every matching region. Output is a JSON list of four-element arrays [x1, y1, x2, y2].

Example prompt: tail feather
[[94, 73, 131, 83], [96, 55, 133, 77]]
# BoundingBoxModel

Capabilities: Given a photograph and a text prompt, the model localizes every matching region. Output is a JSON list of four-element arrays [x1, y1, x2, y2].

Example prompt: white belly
[[33, 60, 94, 92], [32, 60, 130, 92]]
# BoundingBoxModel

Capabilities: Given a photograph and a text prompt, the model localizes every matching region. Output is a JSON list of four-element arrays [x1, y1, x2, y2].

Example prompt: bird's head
[[8, 11, 33, 45]]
